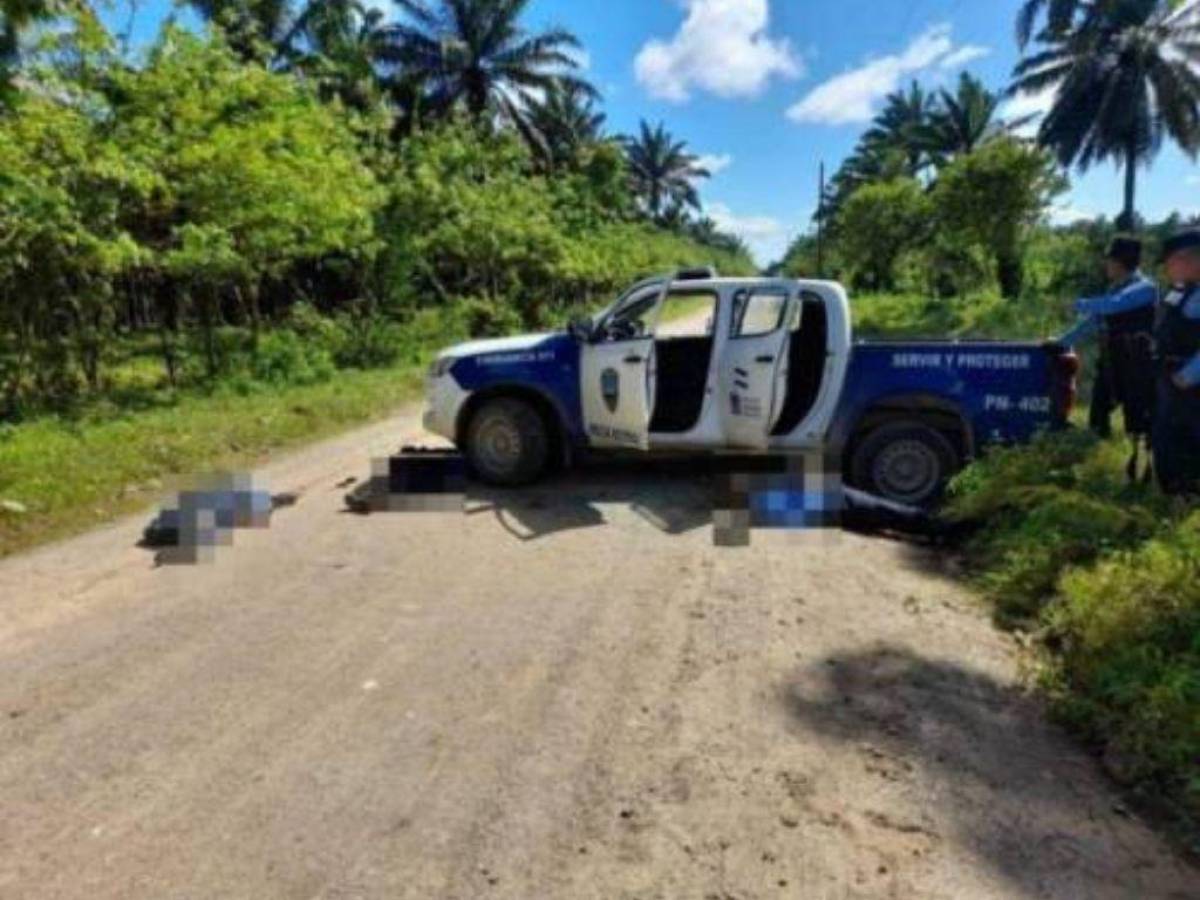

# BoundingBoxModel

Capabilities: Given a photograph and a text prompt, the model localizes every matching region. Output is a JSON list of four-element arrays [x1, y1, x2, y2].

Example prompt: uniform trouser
[[1090, 354, 1116, 438], [1152, 376, 1200, 495]]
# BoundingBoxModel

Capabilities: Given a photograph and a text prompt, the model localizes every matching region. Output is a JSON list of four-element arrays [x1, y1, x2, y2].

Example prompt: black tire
[[849, 422, 960, 508], [464, 397, 550, 487]]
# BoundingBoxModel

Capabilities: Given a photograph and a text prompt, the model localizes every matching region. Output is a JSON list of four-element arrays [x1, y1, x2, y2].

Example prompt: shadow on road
[[779, 644, 1196, 897], [466, 458, 716, 542]]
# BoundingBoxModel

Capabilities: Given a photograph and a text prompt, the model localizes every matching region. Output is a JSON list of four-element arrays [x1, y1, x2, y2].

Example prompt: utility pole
[[816, 162, 826, 279]]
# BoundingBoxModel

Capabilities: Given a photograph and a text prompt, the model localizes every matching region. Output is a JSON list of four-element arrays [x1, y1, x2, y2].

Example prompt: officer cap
[[1163, 229, 1200, 261], [1105, 236, 1142, 269]]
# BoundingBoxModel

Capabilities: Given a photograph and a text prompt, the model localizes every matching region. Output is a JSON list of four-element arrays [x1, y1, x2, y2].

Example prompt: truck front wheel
[[849, 422, 960, 508], [464, 397, 550, 487]]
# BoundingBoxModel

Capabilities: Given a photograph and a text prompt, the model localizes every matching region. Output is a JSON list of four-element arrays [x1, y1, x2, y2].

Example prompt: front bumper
[[422, 375, 470, 443]]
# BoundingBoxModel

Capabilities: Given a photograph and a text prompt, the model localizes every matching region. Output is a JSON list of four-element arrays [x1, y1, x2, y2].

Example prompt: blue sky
[[109, 0, 1200, 265]]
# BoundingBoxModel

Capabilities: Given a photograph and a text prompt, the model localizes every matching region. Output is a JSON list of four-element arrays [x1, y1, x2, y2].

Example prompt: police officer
[[1061, 237, 1158, 441], [1153, 229, 1200, 495]]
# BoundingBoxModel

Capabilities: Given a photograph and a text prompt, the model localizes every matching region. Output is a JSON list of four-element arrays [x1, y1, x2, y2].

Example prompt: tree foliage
[[0, 16, 750, 415], [932, 138, 1066, 297], [1010, 0, 1200, 228], [834, 178, 932, 293]]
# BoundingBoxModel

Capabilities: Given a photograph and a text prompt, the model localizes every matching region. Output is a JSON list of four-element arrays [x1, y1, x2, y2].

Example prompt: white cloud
[[939, 45, 991, 70], [635, 0, 801, 102], [786, 24, 988, 126], [707, 202, 792, 266], [1049, 202, 1098, 226], [695, 153, 734, 176]]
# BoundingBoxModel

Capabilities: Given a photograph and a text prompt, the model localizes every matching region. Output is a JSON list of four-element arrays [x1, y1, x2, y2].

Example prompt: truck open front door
[[720, 286, 796, 449], [580, 283, 662, 450]]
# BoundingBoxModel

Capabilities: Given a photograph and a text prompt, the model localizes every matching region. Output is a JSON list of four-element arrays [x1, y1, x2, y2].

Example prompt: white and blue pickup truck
[[423, 269, 1079, 506]]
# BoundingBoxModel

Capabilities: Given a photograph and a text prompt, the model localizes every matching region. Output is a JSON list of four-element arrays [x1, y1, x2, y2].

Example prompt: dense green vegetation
[[0, 1, 754, 551]]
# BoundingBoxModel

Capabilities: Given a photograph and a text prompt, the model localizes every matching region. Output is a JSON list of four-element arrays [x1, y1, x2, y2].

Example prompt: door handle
[[755, 355, 776, 364], [624, 355, 645, 364]]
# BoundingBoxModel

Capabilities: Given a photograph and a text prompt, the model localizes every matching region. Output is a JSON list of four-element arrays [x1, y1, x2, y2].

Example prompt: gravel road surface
[[1, 406, 1195, 899]]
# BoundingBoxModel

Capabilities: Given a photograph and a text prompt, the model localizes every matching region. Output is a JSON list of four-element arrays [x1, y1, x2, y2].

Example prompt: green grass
[[944, 429, 1200, 838], [0, 361, 428, 558]]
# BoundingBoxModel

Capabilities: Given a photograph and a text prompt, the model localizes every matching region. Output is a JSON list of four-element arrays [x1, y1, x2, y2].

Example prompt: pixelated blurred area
[[141, 473, 299, 565], [336, 448, 950, 546], [344, 447, 466, 514], [713, 452, 845, 547]]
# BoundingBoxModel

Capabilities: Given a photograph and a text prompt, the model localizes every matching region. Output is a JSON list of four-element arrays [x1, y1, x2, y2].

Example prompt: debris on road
[[344, 447, 466, 514]]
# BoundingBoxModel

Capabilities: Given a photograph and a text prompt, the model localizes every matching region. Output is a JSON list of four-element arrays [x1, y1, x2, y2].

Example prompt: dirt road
[[1, 405, 1195, 899]]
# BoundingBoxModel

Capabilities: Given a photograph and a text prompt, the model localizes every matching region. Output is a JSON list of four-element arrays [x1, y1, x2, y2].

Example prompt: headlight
[[428, 357, 455, 379]]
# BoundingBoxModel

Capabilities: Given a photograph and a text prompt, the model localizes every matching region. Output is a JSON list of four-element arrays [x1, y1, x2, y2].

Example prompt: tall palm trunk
[[1119, 138, 1138, 231]]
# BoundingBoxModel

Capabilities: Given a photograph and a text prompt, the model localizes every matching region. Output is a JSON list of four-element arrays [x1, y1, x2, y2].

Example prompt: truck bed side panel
[[832, 343, 1061, 450]]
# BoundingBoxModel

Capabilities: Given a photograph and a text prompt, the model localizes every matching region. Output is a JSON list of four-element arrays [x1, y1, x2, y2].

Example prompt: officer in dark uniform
[[1061, 237, 1159, 440], [1153, 229, 1200, 495]]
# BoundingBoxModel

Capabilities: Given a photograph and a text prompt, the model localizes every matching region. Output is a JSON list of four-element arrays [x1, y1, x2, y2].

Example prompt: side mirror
[[568, 316, 594, 343]]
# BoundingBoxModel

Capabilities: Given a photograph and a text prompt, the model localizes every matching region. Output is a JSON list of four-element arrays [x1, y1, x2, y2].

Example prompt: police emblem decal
[[601, 368, 620, 412]]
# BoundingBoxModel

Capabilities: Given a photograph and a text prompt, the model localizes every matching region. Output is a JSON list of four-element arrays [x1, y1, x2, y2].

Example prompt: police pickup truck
[[423, 269, 1079, 506]]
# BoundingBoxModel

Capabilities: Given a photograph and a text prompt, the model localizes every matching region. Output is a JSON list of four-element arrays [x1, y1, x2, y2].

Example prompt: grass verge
[[0, 362, 427, 558], [943, 430, 1199, 848]]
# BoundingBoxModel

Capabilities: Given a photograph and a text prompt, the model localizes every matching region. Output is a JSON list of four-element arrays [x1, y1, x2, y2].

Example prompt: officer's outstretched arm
[[1060, 313, 1099, 348], [1174, 353, 1200, 389]]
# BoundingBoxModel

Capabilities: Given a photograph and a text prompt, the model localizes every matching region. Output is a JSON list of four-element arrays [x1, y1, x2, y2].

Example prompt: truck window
[[731, 288, 788, 339], [656, 290, 717, 339], [596, 286, 661, 342]]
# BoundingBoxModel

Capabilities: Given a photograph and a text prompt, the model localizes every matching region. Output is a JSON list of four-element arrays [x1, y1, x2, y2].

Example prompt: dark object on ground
[[841, 487, 975, 543], [345, 447, 467, 514], [141, 491, 298, 548]]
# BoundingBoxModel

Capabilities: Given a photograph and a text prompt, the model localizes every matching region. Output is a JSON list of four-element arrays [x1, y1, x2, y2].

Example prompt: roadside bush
[[1047, 515, 1200, 812], [834, 178, 932, 292], [332, 314, 408, 369], [947, 429, 1197, 822], [946, 428, 1101, 520], [453, 295, 527, 339], [972, 488, 1157, 621], [250, 331, 335, 386], [392, 305, 473, 365]]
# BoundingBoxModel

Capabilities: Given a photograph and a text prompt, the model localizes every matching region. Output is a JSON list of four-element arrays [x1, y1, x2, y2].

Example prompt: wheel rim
[[872, 439, 941, 505], [474, 414, 523, 476]]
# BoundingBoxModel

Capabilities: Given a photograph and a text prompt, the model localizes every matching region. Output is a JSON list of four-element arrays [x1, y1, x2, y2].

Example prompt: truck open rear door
[[720, 285, 796, 450]]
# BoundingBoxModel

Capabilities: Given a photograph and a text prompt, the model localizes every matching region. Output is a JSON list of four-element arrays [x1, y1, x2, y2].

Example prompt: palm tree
[[187, 0, 297, 61], [1010, 0, 1200, 229], [921, 73, 1004, 163], [379, 0, 593, 126], [286, 0, 389, 110], [863, 80, 937, 177], [1017, 0, 1089, 47], [622, 120, 709, 224], [521, 78, 605, 169]]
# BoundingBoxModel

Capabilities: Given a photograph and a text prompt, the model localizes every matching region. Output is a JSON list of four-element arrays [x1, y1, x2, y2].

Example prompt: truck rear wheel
[[465, 397, 550, 487], [850, 422, 959, 508]]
